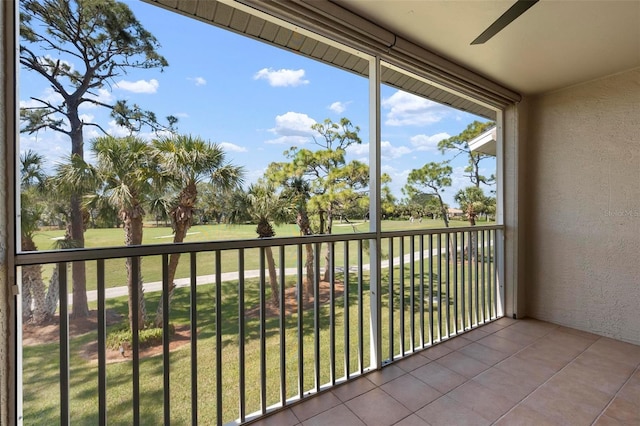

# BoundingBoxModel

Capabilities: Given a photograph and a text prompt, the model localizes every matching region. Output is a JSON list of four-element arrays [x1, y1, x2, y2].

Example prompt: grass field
[[21, 219, 498, 424], [29, 218, 490, 292]]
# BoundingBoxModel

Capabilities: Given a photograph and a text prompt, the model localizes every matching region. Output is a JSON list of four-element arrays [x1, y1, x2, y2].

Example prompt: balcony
[[16, 224, 640, 425], [17, 225, 510, 425], [252, 318, 640, 425]]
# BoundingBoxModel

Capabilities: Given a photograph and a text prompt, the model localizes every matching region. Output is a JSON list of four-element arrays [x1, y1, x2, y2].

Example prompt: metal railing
[[15, 225, 503, 425]]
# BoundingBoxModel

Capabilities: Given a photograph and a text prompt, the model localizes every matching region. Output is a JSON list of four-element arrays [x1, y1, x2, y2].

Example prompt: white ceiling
[[332, 0, 640, 95]]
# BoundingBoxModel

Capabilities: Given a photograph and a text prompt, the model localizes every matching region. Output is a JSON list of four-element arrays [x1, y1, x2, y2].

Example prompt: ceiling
[[332, 0, 640, 95]]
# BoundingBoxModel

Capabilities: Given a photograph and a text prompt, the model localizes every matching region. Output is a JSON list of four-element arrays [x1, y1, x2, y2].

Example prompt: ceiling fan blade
[[471, 0, 539, 45]]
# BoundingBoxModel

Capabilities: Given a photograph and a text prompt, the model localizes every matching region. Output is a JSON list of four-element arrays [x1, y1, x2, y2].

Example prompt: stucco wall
[[524, 68, 640, 344]]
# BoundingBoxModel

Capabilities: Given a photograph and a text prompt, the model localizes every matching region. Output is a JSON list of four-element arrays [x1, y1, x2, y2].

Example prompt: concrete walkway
[[78, 244, 485, 303]]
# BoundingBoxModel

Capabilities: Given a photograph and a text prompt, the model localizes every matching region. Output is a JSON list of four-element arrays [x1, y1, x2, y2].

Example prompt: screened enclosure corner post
[[3, 1, 19, 424], [368, 55, 383, 370]]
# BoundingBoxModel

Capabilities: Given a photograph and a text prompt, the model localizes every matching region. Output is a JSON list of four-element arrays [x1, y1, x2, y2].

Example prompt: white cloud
[[219, 141, 247, 153], [265, 135, 312, 145], [347, 140, 411, 159], [265, 112, 318, 145], [105, 120, 131, 138], [188, 76, 207, 86], [382, 91, 449, 126], [253, 68, 309, 87], [409, 132, 450, 152], [271, 112, 317, 137], [20, 87, 63, 109], [114, 78, 159, 94], [81, 88, 114, 108], [329, 101, 349, 114]]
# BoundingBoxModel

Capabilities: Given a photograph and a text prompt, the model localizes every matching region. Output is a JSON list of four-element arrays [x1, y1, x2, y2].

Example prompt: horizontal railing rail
[[14, 225, 502, 265], [16, 225, 503, 425]]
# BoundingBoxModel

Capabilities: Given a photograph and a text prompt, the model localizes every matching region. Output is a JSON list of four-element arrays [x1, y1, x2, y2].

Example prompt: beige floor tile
[[587, 338, 640, 368], [592, 414, 625, 425], [436, 351, 489, 378], [545, 328, 598, 351], [441, 335, 472, 351], [474, 322, 504, 334], [616, 368, 640, 404], [507, 319, 558, 338], [302, 404, 365, 426], [380, 374, 442, 411], [493, 327, 540, 346], [494, 356, 557, 386], [458, 341, 510, 366], [522, 377, 610, 425], [556, 325, 601, 341], [446, 380, 515, 422], [421, 343, 453, 360], [331, 376, 377, 402], [345, 388, 411, 426], [515, 340, 581, 371], [291, 391, 342, 422], [494, 317, 518, 327], [472, 367, 538, 403], [556, 352, 634, 395], [250, 408, 300, 426], [410, 361, 467, 394], [415, 395, 490, 426], [494, 404, 558, 426], [394, 353, 431, 372], [476, 334, 527, 355], [392, 414, 429, 426], [602, 396, 640, 424], [366, 365, 406, 386], [460, 328, 490, 341]]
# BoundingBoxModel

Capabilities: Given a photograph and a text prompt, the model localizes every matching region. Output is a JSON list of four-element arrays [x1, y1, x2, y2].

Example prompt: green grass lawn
[[29, 219, 492, 292], [22, 220, 498, 424], [22, 247, 498, 424]]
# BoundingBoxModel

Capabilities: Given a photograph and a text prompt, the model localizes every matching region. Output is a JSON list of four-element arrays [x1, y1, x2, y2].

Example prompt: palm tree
[[281, 177, 315, 302], [152, 134, 244, 327], [246, 182, 293, 306], [81, 135, 155, 331], [19, 150, 48, 323]]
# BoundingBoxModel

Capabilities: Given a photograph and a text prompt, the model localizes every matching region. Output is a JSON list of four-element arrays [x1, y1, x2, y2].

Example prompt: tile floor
[[249, 318, 640, 426]]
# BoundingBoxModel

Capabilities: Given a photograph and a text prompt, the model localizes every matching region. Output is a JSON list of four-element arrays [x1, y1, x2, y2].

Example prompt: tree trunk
[[322, 207, 334, 282], [21, 237, 47, 323], [69, 120, 89, 318], [21, 273, 33, 322], [304, 244, 314, 302], [45, 264, 60, 319], [265, 246, 279, 306], [296, 210, 314, 302], [155, 187, 195, 328], [154, 221, 186, 327], [124, 207, 146, 331]]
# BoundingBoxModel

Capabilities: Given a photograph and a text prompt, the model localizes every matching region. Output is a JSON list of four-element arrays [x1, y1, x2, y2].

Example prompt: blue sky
[[19, 1, 494, 206]]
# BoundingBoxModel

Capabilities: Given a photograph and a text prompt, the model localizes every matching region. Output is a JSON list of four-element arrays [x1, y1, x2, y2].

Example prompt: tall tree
[[230, 182, 293, 307], [438, 120, 495, 188], [20, 0, 175, 318], [454, 186, 493, 227], [152, 134, 244, 327], [404, 162, 453, 228], [56, 135, 156, 331], [269, 118, 367, 281]]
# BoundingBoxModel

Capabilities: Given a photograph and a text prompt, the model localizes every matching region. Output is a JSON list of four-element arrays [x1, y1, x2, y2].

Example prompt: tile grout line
[[589, 363, 640, 426], [493, 333, 611, 425]]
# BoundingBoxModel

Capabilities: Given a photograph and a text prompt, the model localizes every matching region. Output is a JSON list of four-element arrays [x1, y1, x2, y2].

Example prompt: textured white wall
[[525, 68, 640, 344]]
